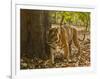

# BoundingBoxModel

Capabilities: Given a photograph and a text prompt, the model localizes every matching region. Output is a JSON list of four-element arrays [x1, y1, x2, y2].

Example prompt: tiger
[[47, 25, 80, 64]]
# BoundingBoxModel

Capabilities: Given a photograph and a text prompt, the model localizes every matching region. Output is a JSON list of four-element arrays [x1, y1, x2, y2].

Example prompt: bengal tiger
[[47, 25, 80, 64]]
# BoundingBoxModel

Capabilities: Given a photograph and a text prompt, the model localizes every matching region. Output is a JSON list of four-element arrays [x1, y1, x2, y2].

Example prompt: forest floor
[[21, 28, 90, 69]]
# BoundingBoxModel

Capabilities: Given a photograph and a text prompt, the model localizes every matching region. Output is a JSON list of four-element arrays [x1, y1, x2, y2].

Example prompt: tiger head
[[47, 27, 65, 58]]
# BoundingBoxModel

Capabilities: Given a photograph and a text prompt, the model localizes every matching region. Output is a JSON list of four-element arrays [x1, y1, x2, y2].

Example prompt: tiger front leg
[[63, 44, 71, 62], [50, 48, 55, 64], [51, 52, 55, 64]]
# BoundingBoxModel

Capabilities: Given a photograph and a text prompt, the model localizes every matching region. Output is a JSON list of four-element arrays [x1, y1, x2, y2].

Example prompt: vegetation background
[[20, 9, 90, 69]]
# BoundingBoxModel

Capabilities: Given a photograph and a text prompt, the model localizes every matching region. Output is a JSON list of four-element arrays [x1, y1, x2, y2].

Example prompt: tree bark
[[20, 9, 51, 59]]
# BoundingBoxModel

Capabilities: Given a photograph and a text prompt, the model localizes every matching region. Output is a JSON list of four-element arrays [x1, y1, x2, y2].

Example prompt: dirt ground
[[20, 28, 90, 69]]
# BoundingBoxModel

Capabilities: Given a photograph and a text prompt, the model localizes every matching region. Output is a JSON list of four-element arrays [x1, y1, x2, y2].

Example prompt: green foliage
[[49, 11, 90, 31]]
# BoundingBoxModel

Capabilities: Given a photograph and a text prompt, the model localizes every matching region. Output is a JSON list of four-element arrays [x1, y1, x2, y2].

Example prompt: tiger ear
[[47, 41, 52, 44]]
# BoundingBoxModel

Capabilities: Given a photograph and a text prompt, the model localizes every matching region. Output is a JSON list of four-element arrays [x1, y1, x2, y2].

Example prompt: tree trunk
[[20, 9, 51, 59]]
